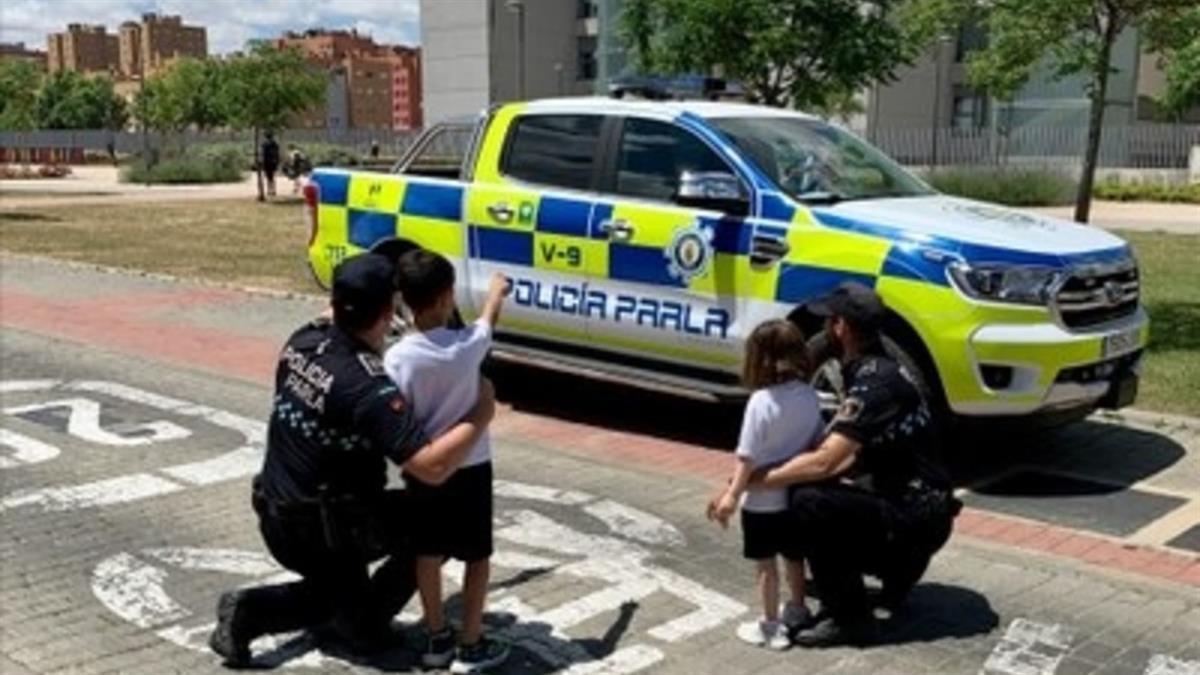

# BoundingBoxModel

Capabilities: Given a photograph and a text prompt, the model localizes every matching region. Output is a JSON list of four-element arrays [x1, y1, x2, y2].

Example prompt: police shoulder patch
[[836, 396, 865, 423], [358, 353, 386, 377]]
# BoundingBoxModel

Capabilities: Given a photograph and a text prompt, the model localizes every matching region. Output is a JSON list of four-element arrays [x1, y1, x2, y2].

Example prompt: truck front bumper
[[948, 307, 1149, 416]]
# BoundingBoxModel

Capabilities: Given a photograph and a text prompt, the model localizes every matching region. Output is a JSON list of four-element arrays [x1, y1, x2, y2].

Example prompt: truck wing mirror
[[675, 170, 749, 216]]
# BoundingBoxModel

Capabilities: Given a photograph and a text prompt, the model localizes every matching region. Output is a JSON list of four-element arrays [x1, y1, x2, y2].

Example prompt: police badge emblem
[[665, 223, 714, 283]]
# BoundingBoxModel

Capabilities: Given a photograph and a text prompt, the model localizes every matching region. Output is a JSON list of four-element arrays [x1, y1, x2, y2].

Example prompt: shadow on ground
[[0, 211, 65, 223], [874, 582, 999, 646], [486, 359, 743, 451]]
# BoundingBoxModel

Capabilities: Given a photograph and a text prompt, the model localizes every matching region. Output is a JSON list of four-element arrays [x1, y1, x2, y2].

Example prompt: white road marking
[[584, 499, 685, 547], [92, 481, 744, 674], [982, 618, 1074, 675], [2, 473, 184, 512], [0, 379, 265, 511], [1146, 655, 1200, 675], [0, 380, 60, 394], [92, 552, 190, 629], [4, 397, 192, 446], [495, 479, 595, 505], [0, 428, 60, 468]]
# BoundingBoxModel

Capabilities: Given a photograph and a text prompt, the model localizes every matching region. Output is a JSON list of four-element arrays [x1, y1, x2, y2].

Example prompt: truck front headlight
[[948, 262, 1063, 306]]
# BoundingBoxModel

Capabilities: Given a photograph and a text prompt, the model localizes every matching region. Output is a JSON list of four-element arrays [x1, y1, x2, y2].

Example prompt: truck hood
[[811, 195, 1130, 266]]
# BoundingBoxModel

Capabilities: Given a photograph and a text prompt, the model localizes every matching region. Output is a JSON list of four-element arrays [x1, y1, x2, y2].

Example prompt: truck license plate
[[1103, 327, 1140, 358]]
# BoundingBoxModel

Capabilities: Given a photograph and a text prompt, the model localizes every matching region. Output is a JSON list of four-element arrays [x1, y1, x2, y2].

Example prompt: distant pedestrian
[[261, 132, 280, 197], [370, 139, 380, 159], [707, 319, 823, 650], [285, 144, 312, 194]]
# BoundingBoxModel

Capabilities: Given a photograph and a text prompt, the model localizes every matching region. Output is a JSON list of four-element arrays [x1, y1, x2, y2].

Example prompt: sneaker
[[791, 616, 877, 648], [208, 590, 252, 667], [422, 627, 457, 668], [450, 636, 511, 673], [782, 601, 815, 632], [735, 619, 790, 650]]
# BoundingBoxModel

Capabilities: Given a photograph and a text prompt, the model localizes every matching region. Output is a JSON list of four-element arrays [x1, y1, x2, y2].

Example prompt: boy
[[383, 249, 510, 673]]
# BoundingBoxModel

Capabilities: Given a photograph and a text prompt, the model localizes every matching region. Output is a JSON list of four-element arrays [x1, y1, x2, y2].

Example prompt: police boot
[[878, 550, 932, 611], [209, 590, 253, 667], [792, 615, 878, 648]]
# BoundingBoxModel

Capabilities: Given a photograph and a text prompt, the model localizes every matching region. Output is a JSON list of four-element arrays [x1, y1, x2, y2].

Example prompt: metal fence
[[870, 123, 1200, 170], [2, 123, 1197, 170], [0, 128, 422, 160]]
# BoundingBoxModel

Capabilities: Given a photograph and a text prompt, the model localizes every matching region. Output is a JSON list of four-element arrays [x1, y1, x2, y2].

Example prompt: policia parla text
[[208, 253, 496, 667], [737, 282, 961, 648]]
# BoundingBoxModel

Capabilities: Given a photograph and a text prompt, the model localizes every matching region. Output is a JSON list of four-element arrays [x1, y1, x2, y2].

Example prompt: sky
[[0, 0, 421, 54]]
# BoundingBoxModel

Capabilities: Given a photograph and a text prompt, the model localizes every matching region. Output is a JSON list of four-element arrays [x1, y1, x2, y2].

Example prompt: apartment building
[[117, 14, 207, 78], [0, 42, 48, 69], [47, 24, 119, 75]]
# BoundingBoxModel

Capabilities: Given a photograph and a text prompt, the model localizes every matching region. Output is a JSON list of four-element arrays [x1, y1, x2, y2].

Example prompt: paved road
[[2, 255, 1199, 674]]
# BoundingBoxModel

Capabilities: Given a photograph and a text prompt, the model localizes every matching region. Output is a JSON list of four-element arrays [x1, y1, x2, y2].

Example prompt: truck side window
[[503, 114, 604, 191], [615, 118, 733, 202]]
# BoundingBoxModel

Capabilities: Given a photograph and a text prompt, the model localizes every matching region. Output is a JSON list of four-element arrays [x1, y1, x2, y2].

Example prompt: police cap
[[808, 282, 886, 329], [331, 253, 396, 326]]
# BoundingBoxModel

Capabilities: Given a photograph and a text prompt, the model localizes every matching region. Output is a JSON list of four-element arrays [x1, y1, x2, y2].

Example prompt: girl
[[708, 319, 823, 649]]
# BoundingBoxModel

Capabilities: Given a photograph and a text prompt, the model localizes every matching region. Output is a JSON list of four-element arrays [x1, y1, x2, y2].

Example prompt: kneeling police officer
[[752, 282, 960, 647], [209, 253, 494, 666]]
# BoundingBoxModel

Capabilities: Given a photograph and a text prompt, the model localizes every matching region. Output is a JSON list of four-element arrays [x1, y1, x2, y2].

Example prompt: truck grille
[[1054, 262, 1139, 329]]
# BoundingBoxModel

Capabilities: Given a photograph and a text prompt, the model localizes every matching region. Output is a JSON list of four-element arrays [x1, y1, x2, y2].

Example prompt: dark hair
[[330, 253, 396, 334], [396, 249, 455, 313], [741, 319, 812, 389]]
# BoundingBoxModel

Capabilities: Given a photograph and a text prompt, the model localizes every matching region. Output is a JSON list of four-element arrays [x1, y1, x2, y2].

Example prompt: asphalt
[[1, 255, 1199, 674]]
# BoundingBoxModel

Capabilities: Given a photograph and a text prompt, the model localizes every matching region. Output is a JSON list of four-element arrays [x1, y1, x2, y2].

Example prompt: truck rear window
[[502, 114, 603, 191]]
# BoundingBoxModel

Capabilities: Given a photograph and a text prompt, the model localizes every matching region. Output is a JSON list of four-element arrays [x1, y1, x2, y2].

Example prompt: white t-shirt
[[736, 381, 823, 513], [383, 319, 493, 468]]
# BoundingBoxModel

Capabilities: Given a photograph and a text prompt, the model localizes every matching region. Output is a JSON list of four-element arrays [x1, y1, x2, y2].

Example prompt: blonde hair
[[741, 319, 812, 390]]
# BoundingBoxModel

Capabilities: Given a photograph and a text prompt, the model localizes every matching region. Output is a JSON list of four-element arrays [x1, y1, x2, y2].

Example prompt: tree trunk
[[1074, 14, 1119, 223], [253, 126, 264, 202]]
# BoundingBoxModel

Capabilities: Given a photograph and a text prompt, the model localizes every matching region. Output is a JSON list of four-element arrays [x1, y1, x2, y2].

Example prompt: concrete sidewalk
[[1021, 201, 1198, 234]]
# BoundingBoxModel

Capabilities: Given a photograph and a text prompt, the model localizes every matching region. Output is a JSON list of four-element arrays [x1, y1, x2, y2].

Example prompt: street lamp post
[[506, 0, 526, 99], [930, 34, 952, 168]]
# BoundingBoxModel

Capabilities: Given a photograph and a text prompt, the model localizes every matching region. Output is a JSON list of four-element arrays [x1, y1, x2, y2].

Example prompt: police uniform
[[211, 255, 429, 665], [788, 284, 958, 642]]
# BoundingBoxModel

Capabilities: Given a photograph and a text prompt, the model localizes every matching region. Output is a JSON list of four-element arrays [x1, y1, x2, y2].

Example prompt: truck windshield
[[709, 117, 934, 203]]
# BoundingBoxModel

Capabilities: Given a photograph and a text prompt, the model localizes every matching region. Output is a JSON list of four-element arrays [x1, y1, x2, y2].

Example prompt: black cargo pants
[[788, 481, 955, 625], [234, 483, 416, 645]]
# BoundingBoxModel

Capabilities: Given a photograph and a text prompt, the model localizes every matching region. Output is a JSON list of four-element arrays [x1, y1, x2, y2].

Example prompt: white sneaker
[[736, 619, 790, 650], [782, 601, 813, 632]]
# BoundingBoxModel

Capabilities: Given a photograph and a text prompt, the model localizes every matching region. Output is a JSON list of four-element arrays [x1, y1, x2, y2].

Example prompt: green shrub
[[1093, 178, 1200, 203], [120, 153, 243, 184], [927, 168, 1076, 206]]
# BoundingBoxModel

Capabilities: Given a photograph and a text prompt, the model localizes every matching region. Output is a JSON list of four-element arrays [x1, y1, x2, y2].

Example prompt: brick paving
[[2, 255, 1199, 674]]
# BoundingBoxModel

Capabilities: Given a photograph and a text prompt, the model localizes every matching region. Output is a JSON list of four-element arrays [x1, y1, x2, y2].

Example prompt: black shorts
[[741, 510, 804, 561], [404, 461, 493, 562]]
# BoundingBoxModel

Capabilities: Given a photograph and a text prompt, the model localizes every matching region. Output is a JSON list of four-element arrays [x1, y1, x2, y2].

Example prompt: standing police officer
[[749, 282, 959, 647], [209, 253, 495, 666]]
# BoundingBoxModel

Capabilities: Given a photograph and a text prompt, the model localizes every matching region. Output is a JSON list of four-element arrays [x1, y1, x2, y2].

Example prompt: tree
[[35, 71, 127, 130], [1143, 5, 1200, 118], [0, 60, 42, 130], [918, 0, 1197, 223], [620, 0, 923, 111], [219, 45, 325, 201]]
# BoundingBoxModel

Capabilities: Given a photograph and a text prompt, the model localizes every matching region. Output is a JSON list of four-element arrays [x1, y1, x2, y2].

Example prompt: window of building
[[502, 114, 604, 191], [613, 118, 734, 202], [955, 22, 987, 63], [577, 0, 598, 18], [577, 36, 597, 81], [951, 85, 989, 131]]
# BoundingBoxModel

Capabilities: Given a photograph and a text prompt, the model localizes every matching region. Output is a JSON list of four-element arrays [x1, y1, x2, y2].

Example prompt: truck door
[[585, 116, 763, 377], [464, 113, 607, 347]]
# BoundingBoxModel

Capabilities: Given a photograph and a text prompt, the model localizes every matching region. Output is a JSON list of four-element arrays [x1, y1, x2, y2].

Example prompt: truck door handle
[[750, 234, 790, 268], [487, 202, 514, 224], [598, 219, 635, 242]]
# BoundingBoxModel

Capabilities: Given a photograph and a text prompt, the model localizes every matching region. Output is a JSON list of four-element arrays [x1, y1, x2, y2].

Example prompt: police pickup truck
[[304, 98, 1147, 422]]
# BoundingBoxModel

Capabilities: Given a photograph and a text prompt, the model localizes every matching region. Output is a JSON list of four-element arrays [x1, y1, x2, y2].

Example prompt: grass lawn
[[1118, 230, 1200, 417], [0, 198, 318, 294], [0, 201, 1195, 416]]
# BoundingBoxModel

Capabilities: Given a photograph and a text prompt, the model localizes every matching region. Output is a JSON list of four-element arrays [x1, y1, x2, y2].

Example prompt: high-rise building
[[420, 0, 624, 124], [117, 13, 207, 78], [46, 24, 119, 75], [275, 29, 423, 131]]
